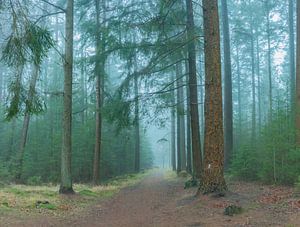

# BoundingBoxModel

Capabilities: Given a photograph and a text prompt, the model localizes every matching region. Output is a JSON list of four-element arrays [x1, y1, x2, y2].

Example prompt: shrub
[[26, 176, 42, 186]]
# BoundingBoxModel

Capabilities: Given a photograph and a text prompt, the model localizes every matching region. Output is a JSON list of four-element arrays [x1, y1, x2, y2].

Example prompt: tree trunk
[[296, 0, 300, 145], [60, 0, 74, 194], [221, 0, 233, 169], [236, 41, 242, 137], [256, 32, 262, 133], [250, 24, 256, 144], [290, 0, 296, 125], [93, 0, 103, 185], [134, 65, 140, 172], [201, 0, 227, 193], [186, 0, 202, 179], [171, 75, 176, 171], [266, 4, 273, 121], [185, 62, 192, 174], [176, 63, 186, 172], [16, 64, 39, 181], [0, 68, 3, 102]]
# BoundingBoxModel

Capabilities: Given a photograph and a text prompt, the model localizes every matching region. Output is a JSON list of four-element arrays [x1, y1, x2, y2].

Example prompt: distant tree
[[221, 0, 233, 169], [186, 0, 202, 179], [176, 62, 186, 172], [296, 0, 300, 145], [93, 0, 104, 185], [290, 0, 296, 125]]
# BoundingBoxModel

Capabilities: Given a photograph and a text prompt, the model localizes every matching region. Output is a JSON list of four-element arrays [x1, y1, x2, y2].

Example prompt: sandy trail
[[3, 170, 300, 227]]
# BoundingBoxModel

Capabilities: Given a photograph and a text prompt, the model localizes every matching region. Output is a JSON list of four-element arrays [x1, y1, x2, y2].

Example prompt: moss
[[178, 171, 189, 178], [224, 205, 243, 216], [37, 203, 57, 210], [1, 202, 9, 207], [79, 189, 97, 197], [184, 178, 199, 189]]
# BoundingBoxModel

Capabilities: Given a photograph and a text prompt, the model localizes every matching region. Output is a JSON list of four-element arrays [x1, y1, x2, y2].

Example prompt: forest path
[[60, 169, 196, 227], [4, 169, 300, 227]]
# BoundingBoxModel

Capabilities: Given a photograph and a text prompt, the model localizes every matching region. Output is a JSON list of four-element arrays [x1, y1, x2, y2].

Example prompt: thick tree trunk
[[176, 63, 186, 172], [201, 0, 227, 194], [221, 0, 233, 169], [16, 64, 39, 181], [296, 0, 300, 145], [186, 0, 202, 179], [60, 0, 74, 194]]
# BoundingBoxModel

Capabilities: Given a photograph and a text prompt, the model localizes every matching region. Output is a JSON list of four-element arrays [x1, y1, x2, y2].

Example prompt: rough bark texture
[[186, 0, 202, 179], [16, 65, 39, 181], [60, 0, 74, 194], [201, 0, 227, 194], [296, 0, 300, 146], [221, 0, 233, 169]]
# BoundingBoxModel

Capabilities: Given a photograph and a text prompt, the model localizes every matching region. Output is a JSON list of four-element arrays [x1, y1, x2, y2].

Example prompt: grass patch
[[78, 189, 97, 197], [37, 203, 57, 210], [0, 171, 148, 218], [163, 170, 178, 181]]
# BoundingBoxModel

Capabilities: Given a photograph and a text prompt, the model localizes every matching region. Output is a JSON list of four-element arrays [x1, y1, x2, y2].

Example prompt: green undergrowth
[[0, 171, 148, 217]]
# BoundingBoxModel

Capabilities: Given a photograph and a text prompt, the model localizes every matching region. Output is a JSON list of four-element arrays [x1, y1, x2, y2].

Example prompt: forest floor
[[1, 169, 300, 226]]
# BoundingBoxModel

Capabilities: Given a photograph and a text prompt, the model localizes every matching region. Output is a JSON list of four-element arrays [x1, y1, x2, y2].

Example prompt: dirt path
[[3, 170, 300, 227], [64, 170, 188, 227]]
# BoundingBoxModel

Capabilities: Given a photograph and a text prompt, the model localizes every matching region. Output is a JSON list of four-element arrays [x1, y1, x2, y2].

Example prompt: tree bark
[[250, 24, 256, 144], [93, 0, 103, 185], [296, 0, 300, 145], [0, 68, 2, 103], [201, 0, 227, 193], [60, 0, 74, 194], [176, 63, 186, 172], [256, 32, 262, 133], [221, 0, 233, 169], [236, 41, 242, 137], [266, 3, 273, 121], [171, 75, 176, 171], [185, 62, 192, 174], [134, 63, 140, 173], [290, 0, 296, 125], [186, 0, 202, 179]]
